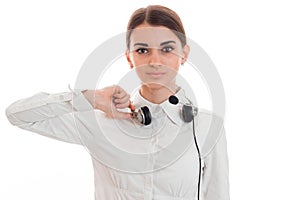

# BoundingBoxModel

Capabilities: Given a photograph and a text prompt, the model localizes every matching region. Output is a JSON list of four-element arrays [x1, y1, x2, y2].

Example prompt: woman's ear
[[181, 45, 190, 65], [126, 50, 134, 68]]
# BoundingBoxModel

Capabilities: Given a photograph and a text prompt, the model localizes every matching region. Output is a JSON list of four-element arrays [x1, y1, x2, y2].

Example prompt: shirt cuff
[[69, 88, 94, 112]]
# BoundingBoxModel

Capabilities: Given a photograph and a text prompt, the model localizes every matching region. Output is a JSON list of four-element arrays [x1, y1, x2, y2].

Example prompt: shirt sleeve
[[201, 127, 230, 200], [5, 89, 94, 144]]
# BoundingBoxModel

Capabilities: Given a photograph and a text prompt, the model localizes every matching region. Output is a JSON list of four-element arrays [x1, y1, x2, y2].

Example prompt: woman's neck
[[140, 84, 179, 104]]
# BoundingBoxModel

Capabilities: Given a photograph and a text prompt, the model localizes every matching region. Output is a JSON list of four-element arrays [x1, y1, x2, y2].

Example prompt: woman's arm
[[201, 127, 230, 200], [5, 90, 93, 144], [5, 85, 132, 144]]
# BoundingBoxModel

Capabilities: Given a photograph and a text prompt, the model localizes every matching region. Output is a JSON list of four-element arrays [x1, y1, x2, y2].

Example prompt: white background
[[1, 0, 300, 199]]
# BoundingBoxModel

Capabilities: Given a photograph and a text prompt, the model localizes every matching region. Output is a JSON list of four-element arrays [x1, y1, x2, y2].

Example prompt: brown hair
[[126, 5, 186, 49]]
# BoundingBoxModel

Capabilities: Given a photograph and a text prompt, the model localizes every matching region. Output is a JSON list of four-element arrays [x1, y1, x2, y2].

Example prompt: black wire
[[192, 118, 201, 200]]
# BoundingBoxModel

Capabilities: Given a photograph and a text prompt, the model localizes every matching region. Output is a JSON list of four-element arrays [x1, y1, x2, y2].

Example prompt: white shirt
[[6, 88, 230, 200]]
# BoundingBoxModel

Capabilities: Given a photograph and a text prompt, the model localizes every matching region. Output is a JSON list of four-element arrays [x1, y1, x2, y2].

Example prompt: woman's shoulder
[[195, 108, 224, 126]]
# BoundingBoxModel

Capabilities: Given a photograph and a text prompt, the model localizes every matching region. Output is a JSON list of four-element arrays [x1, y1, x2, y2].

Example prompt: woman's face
[[126, 23, 189, 90]]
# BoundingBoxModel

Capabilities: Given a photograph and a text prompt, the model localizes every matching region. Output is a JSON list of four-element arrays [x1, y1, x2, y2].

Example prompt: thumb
[[105, 111, 132, 119]]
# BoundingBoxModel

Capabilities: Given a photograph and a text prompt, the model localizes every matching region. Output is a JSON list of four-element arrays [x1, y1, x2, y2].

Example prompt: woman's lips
[[146, 72, 166, 78]]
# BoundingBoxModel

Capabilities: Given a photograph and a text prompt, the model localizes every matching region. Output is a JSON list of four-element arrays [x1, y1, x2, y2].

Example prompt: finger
[[112, 85, 124, 95], [105, 105, 131, 118], [105, 111, 132, 119], [128, 101, 135, 111], [113, 91, 128, 99], [115, 101, 130, 108], [113, 94, 130, 104]]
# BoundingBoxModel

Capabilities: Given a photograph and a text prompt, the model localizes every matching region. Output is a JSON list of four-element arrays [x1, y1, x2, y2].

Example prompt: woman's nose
[[149, 49, 161, 65]]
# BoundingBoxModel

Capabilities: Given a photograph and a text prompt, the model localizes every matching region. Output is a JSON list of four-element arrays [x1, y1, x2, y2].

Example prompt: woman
[[6, 5, 230, 200]]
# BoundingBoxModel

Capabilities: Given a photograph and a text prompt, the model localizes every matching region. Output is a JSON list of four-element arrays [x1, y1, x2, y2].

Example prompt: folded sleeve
[[5, 89, 94, 144], [201, 127, 230, 200]]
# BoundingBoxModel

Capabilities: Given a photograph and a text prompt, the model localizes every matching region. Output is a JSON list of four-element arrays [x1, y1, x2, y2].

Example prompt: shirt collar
[[132, 87, 189, 126]]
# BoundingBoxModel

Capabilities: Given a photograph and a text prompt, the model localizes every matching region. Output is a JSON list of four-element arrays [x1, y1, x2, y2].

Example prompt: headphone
[[131, 95, 198, 126], [130, 95, 202, 200]]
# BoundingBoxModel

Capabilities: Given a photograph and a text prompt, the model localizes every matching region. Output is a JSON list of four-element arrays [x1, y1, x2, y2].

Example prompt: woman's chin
[[142, 82, 173, 90]]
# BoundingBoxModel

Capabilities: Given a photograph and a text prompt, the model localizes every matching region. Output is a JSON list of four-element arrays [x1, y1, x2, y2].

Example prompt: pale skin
[[83, 23, 190, 118]]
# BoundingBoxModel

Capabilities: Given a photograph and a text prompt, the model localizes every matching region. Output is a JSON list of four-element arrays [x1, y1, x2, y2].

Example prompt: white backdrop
[[1, 0, 299, 199]]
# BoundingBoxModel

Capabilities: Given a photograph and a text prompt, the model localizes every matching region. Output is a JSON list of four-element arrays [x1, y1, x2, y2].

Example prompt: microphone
[[169, 95, 198, 123], [169, 95, 179, 105]]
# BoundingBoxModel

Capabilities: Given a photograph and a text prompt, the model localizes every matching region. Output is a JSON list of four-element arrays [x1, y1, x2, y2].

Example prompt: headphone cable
[[192, 118, 201, 200]]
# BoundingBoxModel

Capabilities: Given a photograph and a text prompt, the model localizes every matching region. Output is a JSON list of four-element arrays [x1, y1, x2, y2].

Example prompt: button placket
[[144, 139, 155, 200], [144, 106, 162, 200]]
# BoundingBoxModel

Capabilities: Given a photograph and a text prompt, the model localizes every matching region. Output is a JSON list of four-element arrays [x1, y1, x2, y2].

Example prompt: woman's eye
[[136, 48, 149, 54], [162, 46, 174, 52]]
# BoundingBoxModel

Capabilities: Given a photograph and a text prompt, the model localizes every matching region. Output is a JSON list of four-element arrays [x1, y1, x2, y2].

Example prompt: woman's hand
[[82, 85, 132, 119]]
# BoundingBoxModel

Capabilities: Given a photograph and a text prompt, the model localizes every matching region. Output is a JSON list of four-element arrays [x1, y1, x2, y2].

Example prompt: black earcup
[[140, 106, 152, 125], [182, 105, 194, 123], [132, 97, 197, 125]]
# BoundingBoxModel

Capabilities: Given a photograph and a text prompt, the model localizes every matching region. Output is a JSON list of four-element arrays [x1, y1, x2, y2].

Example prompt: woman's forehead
[[130, 26, 181, 47]]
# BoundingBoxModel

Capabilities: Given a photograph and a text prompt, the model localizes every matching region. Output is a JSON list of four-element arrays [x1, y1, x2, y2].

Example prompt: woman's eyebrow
[[134, 43, 148, 47], [134, 41, 176, 47], [160, 40, 176, 46]]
